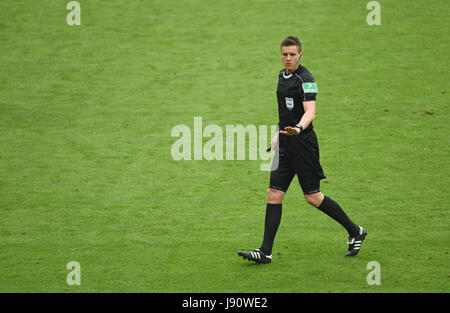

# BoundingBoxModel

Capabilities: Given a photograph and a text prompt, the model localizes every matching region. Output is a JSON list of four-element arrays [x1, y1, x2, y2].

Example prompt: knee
[[267, 188, 284, 204], [304, 192, 324, 207]]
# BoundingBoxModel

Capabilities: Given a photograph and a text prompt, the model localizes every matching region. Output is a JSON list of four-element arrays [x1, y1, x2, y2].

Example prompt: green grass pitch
[[0, 0, 448, 292]]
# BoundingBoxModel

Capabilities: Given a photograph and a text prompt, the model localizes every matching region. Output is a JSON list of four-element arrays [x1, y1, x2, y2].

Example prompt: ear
[[299, 51, 303, 60]]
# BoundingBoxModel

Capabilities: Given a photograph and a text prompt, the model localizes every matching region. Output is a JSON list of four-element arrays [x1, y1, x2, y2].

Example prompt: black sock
[[317, 196, 359, 237], [260, 203, 282, 255]]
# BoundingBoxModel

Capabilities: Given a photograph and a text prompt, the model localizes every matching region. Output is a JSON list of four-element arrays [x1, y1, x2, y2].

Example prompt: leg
[[267, 187, 285, 204], [302, 186, 367, 257], [292, 131, 366, 255], [304, 191, 325, 207], [238, 147, 294, 263], [305, 191, 360, 237], [259, 188, 285, 255], [260, 147, 294, 255]]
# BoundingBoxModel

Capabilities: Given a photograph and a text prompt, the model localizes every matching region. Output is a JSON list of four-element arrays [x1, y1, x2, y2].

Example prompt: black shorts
[[269, 129, 326, 195]]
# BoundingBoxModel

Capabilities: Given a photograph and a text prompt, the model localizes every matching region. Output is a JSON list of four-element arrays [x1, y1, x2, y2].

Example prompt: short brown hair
[[280, 36, 302, 52]]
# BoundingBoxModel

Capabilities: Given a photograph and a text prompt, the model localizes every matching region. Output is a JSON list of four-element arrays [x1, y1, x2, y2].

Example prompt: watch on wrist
[[294, 124, 303, 134]]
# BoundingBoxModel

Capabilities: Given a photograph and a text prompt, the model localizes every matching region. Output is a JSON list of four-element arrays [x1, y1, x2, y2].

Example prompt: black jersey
[[276, 65, 318, 131]]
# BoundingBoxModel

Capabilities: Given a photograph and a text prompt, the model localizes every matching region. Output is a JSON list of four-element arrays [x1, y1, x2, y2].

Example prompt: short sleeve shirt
[[276, 65, 318, 130]]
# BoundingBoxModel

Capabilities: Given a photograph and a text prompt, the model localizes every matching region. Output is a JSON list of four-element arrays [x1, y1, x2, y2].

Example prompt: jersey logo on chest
[[285, 97, 294, 111]]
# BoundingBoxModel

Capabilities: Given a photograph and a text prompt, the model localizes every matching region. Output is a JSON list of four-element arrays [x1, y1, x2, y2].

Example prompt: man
[[238, 36, 367, 264]]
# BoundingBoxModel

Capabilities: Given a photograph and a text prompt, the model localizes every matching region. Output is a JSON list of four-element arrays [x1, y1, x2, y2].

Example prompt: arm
[[279, 100, 316, 135], [297, 100, 316, 130]]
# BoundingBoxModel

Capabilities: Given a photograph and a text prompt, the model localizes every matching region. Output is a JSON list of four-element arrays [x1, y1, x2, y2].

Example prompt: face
[[281, 45, 303, 72]]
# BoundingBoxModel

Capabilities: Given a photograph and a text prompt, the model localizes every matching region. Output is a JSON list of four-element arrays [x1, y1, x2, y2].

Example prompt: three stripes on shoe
[[251, 249, 272, 260], [348, 238, 362, 250]]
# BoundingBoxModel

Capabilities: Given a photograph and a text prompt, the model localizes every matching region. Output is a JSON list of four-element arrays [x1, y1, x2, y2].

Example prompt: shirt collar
[[283, 65, 301, 78]]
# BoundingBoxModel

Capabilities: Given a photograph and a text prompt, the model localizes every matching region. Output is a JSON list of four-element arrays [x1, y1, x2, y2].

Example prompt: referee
[[238, 36, 367, 264]]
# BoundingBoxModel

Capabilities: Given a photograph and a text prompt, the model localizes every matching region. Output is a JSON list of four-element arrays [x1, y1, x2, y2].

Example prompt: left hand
[[279, 126, 300, 136]]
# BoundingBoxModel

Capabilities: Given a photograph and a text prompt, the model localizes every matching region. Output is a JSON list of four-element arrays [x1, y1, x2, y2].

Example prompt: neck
[[286, 63, 300, 74]]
